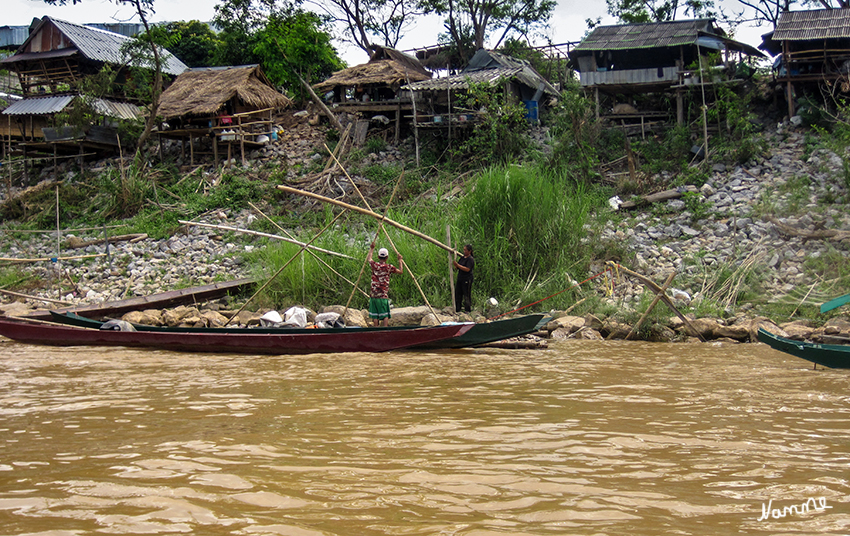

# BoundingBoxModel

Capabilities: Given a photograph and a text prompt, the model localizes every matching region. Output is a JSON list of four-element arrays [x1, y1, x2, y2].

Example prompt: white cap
[[378, 248, 389, 258]]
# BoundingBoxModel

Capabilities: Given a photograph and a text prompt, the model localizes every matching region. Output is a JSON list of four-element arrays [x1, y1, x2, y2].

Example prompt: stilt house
[[569, 19, 763, 127], [0, 16, 186, 154], [402, 49, 559, 129], [155, 64, 291, 166], [312, 46, 431, 143], [759, 8, 850, 117]]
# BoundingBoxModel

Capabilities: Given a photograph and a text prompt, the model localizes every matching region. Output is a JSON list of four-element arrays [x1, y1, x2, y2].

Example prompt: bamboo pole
[[447, 225, 455, 308], [624, 272, 675, 341], [178, 220, 352, 259], [0, 254, 107, 263], [0, 288, 73, 305], [344, 171, 403, 313], [277, 185, 460, 255], [247, 202, 367, 298], [608, 262, 706, 342], [223, 210, 348, 326], [328, 156, 439, 321]]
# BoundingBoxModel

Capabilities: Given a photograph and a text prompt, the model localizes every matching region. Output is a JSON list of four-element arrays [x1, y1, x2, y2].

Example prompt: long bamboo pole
[[276, 185, 460, 256], [0, 253, 107, 263], [318, 149, 439, 318], [344, 171, 404, 313], [178, 220, 352, 259], [223, 210, 348, 326], [447, 225, 455, 307], [247, 202, 367, 298], [0, 288, 73, 305]]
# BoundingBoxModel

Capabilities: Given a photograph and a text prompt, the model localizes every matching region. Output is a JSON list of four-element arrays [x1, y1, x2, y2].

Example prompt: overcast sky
[[9, 0, 769, 66]]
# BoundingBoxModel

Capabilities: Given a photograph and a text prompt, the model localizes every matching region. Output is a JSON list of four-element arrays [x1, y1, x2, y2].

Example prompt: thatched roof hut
[[313, 46, 431, 94], [157, 64, 290, 120]]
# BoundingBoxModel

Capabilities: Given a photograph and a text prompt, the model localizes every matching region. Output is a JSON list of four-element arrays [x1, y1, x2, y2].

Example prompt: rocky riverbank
[[2, 120, 850, 344]]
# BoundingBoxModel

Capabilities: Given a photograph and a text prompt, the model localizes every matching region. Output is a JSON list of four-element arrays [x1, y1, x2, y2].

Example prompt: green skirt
[[368, 298, 391, 319]]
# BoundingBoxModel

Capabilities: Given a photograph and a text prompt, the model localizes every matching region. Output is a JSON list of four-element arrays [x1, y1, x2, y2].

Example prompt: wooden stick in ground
[[609, 262, 706, 342], [624, 272, 675, 341], [276, 186, 460, 256], [298, 74, 344, 132], [447, 225, 455, 307], [178, 220, 352, 259], [247, 202, 367, 298], [223, 210, 348, 326]]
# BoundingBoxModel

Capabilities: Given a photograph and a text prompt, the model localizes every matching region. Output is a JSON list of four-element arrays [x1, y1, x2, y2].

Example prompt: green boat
[[757, 328, 850, 369], [49, 311, 547, 350]]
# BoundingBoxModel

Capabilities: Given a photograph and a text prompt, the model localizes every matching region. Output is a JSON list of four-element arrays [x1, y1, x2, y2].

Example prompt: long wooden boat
[[49, 311, 548, 349], [416, 314, 548, 349], [757, 328, 850, 369], [0, 316, 473, 355]]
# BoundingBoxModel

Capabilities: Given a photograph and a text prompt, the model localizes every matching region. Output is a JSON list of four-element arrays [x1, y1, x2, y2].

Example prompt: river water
[[0, 338, 847, 535]]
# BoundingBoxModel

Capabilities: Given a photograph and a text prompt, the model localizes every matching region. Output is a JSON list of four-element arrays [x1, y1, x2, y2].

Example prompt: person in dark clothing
[[453, 244, 474, 313]]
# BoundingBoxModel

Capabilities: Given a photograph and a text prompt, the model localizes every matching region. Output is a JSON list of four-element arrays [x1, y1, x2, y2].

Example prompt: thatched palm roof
[[313, 46, 431, 93], [157, 65, 291, 119]]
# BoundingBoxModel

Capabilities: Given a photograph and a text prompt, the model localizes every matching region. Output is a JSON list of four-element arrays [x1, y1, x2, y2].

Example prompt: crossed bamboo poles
[[228, 149, 455, 324]]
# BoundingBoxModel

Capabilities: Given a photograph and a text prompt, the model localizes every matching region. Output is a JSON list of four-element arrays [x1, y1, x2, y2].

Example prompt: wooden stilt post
[[447, 225, 455, 310]]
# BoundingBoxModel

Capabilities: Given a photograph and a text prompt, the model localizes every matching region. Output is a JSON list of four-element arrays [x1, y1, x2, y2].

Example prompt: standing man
[[453, 244, 474, 314], [368, 243, 403, 326]]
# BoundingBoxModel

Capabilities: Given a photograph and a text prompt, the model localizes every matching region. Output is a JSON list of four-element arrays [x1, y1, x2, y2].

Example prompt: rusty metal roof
[[2, 95, 141, 120], [572, 19, 716, 52], [773, 9, 850, 40], [4, 17, 187, 76], [404, 50, 558, 95]]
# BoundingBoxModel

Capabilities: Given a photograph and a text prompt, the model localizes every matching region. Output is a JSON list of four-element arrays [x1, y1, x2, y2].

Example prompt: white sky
[[8, 0, 770, 66]]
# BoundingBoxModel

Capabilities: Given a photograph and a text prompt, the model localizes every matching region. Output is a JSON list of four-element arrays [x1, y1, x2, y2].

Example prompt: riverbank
[[1, 119, 849, 344]]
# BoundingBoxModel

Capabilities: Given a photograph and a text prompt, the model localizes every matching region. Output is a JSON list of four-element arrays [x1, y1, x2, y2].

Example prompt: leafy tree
[[254, 9, 344, 100], [312, 0, 418, 53], [605, 0, 715, 23], [145, 21, 220, 68], [212, 0, 278, 66], [419, 0, 556, 63]]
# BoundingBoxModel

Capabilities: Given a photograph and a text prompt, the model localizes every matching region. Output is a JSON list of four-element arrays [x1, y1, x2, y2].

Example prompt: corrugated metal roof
[[405, 50, 559, 95], [90, 98, 142, 120], [2, 95, 74, 115], [573, 19, 714, 52], [0, 25, 30, 49], [405, 67, 524, 91], [773, 9, 850, 40], [47, 18, 187, 75], [2, 95, 141, 119]]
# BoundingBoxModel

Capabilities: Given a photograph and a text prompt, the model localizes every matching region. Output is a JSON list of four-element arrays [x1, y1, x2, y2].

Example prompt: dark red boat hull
[[0, 317, 473, 355]]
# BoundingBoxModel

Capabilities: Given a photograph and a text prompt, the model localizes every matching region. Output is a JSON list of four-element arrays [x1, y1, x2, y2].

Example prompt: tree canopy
[[419, 0, 556, 63], [605, 0, 715, 23], [254, 8, 344, 97], [312, 0, 418, 53]]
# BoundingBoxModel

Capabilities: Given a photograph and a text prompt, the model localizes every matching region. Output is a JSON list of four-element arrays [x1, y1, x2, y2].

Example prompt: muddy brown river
[[0, 338, 847, 535]]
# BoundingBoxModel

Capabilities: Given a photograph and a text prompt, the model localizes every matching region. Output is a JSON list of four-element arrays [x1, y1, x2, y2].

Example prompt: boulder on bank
[[546, 315, 584, 334], [387, 305, 431, 326], [322, 305, 367, 328]]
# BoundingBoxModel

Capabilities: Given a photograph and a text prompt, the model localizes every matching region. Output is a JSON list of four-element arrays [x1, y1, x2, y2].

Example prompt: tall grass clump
[[457, 164, 605, 310]]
